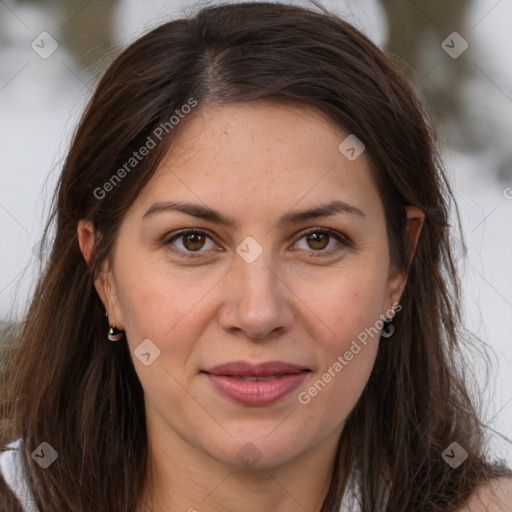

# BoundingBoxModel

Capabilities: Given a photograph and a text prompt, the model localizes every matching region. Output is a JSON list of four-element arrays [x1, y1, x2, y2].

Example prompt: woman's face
[[82, 101, 422, 470]]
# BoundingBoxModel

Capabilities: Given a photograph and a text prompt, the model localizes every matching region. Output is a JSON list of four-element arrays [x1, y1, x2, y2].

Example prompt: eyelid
[[163, 227, 349, 259], [163, 228, 217, 245]]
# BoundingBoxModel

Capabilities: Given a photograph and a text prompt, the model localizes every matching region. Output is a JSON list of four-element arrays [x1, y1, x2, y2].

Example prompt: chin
[[201, 429, 307, 470]]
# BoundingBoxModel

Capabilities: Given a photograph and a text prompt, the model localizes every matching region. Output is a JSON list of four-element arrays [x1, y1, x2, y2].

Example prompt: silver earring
[[381, 318, 395, 338]]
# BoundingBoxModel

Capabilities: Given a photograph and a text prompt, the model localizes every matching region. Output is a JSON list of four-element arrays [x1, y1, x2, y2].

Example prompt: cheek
[[298, 311, 380, 434], [295, 260, 388, 348], [308, 344, 378, 436], [114, 266, 207, 414], [113, 246, 207, 342], [294, 263, 387, 417]]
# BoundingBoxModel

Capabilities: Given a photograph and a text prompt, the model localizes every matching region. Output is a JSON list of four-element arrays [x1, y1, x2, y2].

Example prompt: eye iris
[[307, 232, 329, 250], [176, 231, 334, 253], [183, 232, 205, 251]]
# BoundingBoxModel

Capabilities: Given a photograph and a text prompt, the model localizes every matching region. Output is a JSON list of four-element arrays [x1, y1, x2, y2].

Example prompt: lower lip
[[204, 371, 309, 405]]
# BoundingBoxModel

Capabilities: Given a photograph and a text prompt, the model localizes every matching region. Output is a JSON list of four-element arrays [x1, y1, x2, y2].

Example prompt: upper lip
[[202, 360, 310, 377]]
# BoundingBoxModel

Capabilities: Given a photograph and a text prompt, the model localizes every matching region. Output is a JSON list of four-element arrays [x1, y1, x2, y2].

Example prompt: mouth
[[201, 360, 311, 405], [218, 374, 289, 381]]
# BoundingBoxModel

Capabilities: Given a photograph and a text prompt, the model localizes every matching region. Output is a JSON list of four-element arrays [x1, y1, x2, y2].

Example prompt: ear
[[404, 205, 425, 263], [77, 220, 124, 330], [384, 206, 425, 311]]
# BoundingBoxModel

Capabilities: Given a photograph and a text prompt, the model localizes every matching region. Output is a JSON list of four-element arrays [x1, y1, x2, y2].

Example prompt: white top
[[0, 439, 38, 511], [0, 438, 359, 511]]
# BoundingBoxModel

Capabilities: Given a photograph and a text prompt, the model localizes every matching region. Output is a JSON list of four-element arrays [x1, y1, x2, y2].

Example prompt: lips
[[202, 360, 310, 405]]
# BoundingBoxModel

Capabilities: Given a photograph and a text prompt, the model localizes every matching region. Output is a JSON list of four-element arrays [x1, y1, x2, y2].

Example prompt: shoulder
[[459, 477, 512, 512]]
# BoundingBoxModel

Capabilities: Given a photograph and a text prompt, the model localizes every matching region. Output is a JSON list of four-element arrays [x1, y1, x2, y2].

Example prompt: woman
[[1, 2, 511, 511]]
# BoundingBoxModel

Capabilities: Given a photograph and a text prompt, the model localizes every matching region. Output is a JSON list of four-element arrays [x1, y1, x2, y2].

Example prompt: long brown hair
[[1, 2, 510, 511]]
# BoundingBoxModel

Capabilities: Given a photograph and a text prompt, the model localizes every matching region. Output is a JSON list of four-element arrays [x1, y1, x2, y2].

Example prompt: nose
[[218, 257, 295, 341]]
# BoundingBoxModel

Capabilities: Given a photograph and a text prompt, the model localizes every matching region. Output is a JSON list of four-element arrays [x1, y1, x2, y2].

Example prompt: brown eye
[[164, 230, 216, 258], [294, 228, 348, 256], [305, 231, 330, 250], [181, 232, 206, 251]]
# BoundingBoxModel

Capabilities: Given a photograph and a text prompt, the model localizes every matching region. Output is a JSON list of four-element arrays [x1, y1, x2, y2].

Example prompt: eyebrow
[[142, 199, 365, 227]]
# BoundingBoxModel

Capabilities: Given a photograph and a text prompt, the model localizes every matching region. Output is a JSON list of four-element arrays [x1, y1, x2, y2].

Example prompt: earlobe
[[385, 269, 407, 314]]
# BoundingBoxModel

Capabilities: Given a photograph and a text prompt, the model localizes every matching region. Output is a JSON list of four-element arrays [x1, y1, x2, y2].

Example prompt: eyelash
[[163, 227, 349, 260]]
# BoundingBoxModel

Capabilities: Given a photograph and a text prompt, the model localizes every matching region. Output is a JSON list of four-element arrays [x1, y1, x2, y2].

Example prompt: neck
[[137, 412, 341, 512]]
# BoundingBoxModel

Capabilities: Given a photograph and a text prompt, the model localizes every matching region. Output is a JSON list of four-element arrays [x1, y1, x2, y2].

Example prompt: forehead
[[129, 101, 383, 223]]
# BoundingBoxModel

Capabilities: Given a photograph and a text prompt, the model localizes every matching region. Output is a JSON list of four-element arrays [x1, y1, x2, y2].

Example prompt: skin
[[463, 479, 512, 511], [78, 101, 424, 512]]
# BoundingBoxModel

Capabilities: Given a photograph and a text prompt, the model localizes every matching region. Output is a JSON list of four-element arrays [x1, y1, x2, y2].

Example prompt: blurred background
[[1, 0, 511, 465]]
